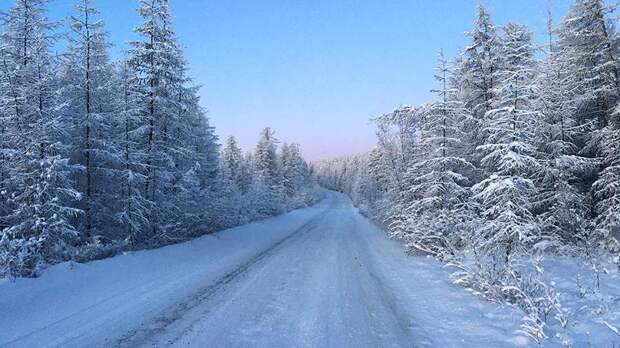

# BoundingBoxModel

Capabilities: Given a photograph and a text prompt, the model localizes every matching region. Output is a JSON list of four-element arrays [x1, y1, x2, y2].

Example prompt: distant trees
[[0, 0, 319, 278], [314, 0, 620, 343]]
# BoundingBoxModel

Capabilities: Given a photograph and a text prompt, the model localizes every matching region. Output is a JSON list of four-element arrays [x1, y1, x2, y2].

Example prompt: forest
[[0, 0, 319, 279], [315, 1, 620, 343], [1, 0, 620, 346]]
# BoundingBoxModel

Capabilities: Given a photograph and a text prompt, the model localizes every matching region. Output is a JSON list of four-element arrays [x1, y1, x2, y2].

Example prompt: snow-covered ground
[[0, 192, 617, 347], [540, 255, 620, 346]]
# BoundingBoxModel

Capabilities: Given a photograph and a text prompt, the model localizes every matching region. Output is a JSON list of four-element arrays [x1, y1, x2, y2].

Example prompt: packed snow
[[1, 192, 529, 348]]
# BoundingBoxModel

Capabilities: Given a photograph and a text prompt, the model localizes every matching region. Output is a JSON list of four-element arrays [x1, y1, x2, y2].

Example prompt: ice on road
[[0, 192, 526, 348]]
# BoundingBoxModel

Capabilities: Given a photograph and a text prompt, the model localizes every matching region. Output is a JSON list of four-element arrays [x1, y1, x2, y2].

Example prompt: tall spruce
[[0, 0, 80, 277], [59, 0, 117, 242], [472, 22, 542, 263]]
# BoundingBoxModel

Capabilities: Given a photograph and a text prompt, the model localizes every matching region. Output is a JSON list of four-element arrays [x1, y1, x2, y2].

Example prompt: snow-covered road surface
[[0, 192, 527, 348]]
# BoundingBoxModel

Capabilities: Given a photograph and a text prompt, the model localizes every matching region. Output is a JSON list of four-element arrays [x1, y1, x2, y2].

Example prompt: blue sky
[[1, 0, 577, 159]]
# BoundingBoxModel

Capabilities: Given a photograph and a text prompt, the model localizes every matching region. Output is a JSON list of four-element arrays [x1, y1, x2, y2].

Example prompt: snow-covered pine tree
[[281, 142, 315, 208], [371, 105, 420, 221], [59, 0, 118, 242], [255, 127, 280, 182], [128, 0, 193, 243], [239, 151, 265, 220], [472, 22, 541, 265], [254, 127, 284, 216], [557, 0, 618, 136], [533, 9, 596, 247], [169, 72, 219, 237], [280, 143, 307, 196], [0, 0, 81, 277], [554, 0, 619, 255], [0, 38, 14, 229], [591, 108, 620, 259], [459, 5, 503, 164], [217, 136, 244, 226], [221, 136, 243, 188], [114, 61, 151, 248], [400, 50, 474, 258]]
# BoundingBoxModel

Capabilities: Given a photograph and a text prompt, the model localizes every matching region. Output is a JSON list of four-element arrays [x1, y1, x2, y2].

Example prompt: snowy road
[[0, 192, 527, 348]]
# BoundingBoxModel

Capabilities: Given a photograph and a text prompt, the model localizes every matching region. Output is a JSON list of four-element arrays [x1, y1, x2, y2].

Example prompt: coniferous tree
[[254, 127, 284, 216], [0, 0, 80, 277], [129, 0, 190, 243], [59, 0, 117, 242], [460, 5, 503, 163], [554, 0, 620, 255], [400, 51, 474, 257], [472, 22, 542, 264], [534, 17, 595, 246], [114, 61, 151, 247]]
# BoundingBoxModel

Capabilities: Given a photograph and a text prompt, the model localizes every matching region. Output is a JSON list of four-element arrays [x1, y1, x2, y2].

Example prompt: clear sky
[[1, 0, 577, 160]]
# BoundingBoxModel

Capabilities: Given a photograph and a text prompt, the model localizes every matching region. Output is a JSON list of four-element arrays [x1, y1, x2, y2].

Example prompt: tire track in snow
[[114, 213, 326, 348]]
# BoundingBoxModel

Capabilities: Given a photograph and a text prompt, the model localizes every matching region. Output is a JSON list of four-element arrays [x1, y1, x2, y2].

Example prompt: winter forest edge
[[314, 1, 620, 344], [0, 0, 320, 278]]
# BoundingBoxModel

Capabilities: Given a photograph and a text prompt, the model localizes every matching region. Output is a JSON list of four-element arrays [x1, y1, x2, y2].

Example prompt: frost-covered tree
[[59, 0, 117, 241], [128, 0, 194, 242], [591, 110, 620, 257], [254, 127, 280, 182], [215, 136, 244, 226], [280, 143, 308, 197], [551, 0, 620, 252], [462, 5, 501, 116], [371, 105, 421, 219], [399, 51, 474, 258], [0, 0, 81, 277], [472, 22, 541, 264], [221, 136, 243, 189], [253, 127, 285, 215], [534, 34, 596, 245], [459, 5, 503, 160], [114, 62, 151, 247], [556, 0, 618, 134]]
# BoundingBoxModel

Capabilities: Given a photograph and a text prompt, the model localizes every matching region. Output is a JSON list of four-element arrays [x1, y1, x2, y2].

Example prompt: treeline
[[0, 0, 319, 278], [315, 1, 619, 343]]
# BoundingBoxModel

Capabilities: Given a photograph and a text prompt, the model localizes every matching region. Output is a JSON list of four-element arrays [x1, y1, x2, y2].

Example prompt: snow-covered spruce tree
[[170, 79, 219, 236], [371, 105, 420, 221], [280, 142, 314, 208], [533, 10, 597, 248], [399, 50, 474, 259], [253, 127, 285, 216], [217, 136, 245, 226], [459, 5, 503, 164], [128, 0, 197, 244], [113, 61, 151, 249], [591, 109, 620, 260], [463, 23, 571, 342], [58, 0, 118, 243], [472, 22, 541, 270], [556, 0, 618, 138], [0, 0, 81, 277], [239, 152, 266, 220], [221, 136, 243, 190], [554, 0, 620, 259], [0, 40, 14, 228], [280, 143, 297, 197]]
